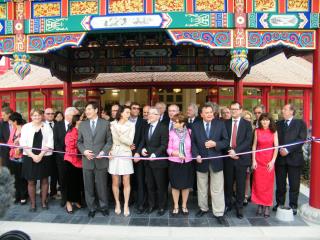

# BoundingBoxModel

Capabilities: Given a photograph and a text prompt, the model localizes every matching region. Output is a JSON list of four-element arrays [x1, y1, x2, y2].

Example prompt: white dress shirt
[[64, 120, 70, 132]]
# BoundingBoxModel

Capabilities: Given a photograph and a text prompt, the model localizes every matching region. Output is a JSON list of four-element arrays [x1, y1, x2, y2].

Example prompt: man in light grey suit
[[77, 101, 113, 218]]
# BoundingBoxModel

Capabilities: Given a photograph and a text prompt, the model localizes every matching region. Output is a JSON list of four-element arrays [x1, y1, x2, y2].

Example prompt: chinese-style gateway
[[0, 0, 319, 223]]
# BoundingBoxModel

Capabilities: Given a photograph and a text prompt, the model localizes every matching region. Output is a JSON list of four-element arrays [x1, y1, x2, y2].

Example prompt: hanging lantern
[[13, 53, 31, 80], [230, 48, 249, 78]]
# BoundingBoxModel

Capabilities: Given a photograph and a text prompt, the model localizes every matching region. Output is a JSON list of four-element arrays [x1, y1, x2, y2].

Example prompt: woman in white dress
[[109, 105, 135, 217]]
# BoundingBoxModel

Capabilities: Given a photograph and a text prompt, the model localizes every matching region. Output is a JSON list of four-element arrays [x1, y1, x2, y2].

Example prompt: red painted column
[[262, 87, 270, 112], [310, 29, 320, 209], [234, 78, 244, 105], [303, 89, 311, 129], [63, 82, 73, 109]]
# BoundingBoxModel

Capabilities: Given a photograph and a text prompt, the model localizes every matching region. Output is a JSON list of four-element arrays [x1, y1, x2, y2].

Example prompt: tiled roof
[[0, 53, 312, 90]]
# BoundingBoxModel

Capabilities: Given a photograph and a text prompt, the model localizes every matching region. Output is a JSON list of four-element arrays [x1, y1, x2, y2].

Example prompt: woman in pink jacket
[[167, 113, 194, 215]]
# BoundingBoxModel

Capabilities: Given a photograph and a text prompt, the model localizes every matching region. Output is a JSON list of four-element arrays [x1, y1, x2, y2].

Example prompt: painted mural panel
[[33, 2, 61, 18], [70, 0, 98, 15], [155, 0, 184, 12], [0, 4, 6, 19], [108, 0, 144, 14], [287, 0, 309, 12], [254, 0, 276, 12], [195, 0, 225, 12]]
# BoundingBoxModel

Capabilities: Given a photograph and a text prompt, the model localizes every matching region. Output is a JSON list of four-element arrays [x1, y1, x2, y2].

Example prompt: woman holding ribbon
[[109, 105, 135, 217], [20, 109, 53, 212], [167, 112, 193, 215], [64, 114, 84, 214], [251, 113, 278, 217]]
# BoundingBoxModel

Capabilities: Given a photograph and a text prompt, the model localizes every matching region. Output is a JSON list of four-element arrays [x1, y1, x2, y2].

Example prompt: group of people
[[0, 100, 307, 225]]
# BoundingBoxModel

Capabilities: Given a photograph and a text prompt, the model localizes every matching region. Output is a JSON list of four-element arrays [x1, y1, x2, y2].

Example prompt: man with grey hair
[[187, 103, 200, 128], [136, 106, 169, 216], [167, 104, 180, 131], [253, 105, 265, 128], [155, 102, 169, 124], [53, 106, 79, 207]]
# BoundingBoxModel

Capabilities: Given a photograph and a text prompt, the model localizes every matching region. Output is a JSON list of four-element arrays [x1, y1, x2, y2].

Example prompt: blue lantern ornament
[[13, 53, 31, 80]]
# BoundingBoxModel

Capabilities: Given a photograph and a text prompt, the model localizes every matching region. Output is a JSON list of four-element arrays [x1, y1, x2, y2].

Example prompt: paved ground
[[0, 191, 310, 227]]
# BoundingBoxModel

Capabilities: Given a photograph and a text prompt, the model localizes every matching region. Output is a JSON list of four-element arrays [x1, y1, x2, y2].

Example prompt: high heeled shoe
[[115, 206, 121, 215], [256, 205, 263, 216], [124, 207, 130, 217], [264, 206, 270, 218]]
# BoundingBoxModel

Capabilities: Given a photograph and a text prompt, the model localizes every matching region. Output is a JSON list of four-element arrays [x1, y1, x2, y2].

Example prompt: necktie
[[205, 123, 210, 138], [49, 122, 53, 129], [189, 118, 192, 124], [231, 120, 238, 149], [91, 120, 96, 134], [148, 125, 153, 140], [170, 122, 173, 131]]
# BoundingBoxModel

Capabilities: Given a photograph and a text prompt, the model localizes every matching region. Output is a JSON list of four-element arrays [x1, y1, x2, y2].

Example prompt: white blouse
[[19, 122, 54, 156]]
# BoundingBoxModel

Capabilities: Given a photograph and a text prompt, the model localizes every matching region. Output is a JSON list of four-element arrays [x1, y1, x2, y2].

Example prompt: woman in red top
[[251, 113, 278, 218], [64, 114, 83, 214]]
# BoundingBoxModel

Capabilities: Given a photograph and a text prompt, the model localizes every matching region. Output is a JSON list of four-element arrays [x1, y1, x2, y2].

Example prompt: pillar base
[[300, 203, 320, 224]]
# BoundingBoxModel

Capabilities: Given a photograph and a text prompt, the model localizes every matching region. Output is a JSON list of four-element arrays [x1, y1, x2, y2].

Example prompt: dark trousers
[[55, 154, 67, 201], [224, 159, 247, 209], [65, 161, 84, 203], [133, 161, 146, 209], [83, 168, 109, 212], [8, 160, 28, 201], [275, 164, 302, 208], [49, 155, 58, 195], [145, 164, 168, 210]]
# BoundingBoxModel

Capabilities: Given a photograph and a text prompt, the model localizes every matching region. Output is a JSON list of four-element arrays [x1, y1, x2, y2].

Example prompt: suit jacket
[[0, 121, 10, 161], [160, 113, 170, 126], [77, 118, 113, 170], [53, 121, 67, 160], [225, 118, 253, 166], [186, 116, 201, 129], [276, 118, 307, 167], [191, 119, 229, 172], [132, 117, 146, 155], [137, 121, 169, 168]]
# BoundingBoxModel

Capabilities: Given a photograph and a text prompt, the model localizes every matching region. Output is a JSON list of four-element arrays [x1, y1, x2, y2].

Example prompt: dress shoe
[[136, 207, 145, 215], [101, 209, 109, 216], [65, 206, 74, 214], [147, 207, 156, 214], [272, 204, 279, 212], [157, 209, 165, 216], [216, 216, 227, 225], [291, 207, 297, 215], [236, 208, 244, 219], [88, 211, 96, 218], [196, 209, 208, 217], [225, 206, 232, 213]]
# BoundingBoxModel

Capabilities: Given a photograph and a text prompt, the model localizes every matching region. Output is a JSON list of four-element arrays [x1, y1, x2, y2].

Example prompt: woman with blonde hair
[[20, 109, 53, 212]]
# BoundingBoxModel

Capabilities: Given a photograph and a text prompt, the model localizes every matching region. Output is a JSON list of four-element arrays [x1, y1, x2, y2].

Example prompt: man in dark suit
[[136, 106, 169, 216], [224, 101, 253, 219], [130, 102, 147, 214], [0, 107, 13, 167], [155, 102, 169, 125], [186, 103, 201, 129], [274, 104, 307, 215], [53, 107, 79, 206], [191, 103, 229, 224], [77, 101, 113, 218]]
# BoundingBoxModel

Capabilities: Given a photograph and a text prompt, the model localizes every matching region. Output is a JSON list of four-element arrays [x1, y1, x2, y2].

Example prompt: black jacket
[[0, 121, 10, 162], [276, 118, 307, 167], [132, 117, 147, 155], [137, 121, 169, 168], [225, 118, 253, 166], [53, 121, 68, 159], [191, 119, 229, 172]]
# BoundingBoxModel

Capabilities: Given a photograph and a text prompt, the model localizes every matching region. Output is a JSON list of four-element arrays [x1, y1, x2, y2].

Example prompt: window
[[16, 92, 28, 120], [31, 91, 44, 110], [51, 89, 64, 111]]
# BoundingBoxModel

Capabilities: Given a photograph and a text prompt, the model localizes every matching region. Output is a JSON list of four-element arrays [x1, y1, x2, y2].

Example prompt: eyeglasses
[[148, 113, 159, 115], [45, 113, 54, 115], [254, 112, 262, 115], [132, 107, 140, 110]]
